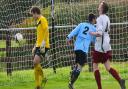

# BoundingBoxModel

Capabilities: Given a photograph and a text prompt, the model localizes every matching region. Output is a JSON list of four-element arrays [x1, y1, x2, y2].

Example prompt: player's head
[[98, 1, 109, 14], [88, 13, 96, 24], [30, 6, 41, 19]]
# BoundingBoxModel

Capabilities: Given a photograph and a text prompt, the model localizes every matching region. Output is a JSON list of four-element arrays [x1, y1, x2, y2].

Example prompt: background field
[[0, 63, 128, 89]]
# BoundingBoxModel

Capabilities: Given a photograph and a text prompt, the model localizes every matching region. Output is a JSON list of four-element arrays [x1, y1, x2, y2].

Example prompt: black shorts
[[34, 47, 49, 57], [75, 50, 87, 66]]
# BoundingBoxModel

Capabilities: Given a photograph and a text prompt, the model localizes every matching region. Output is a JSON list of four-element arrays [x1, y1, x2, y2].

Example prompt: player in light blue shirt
[[67, 13, 96, 89], [67, 21, 96, 53]]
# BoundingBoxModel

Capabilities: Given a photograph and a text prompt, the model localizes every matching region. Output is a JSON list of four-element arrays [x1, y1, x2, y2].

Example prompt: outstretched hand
[[89, 31, 101, 37], [66, 38, 72, 45], [32, 46, 36, 56]]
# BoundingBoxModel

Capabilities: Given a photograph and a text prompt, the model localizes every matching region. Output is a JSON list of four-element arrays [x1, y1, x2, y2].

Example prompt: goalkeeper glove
[[66, 37, 72, 45], [40, 40, 45, 53]]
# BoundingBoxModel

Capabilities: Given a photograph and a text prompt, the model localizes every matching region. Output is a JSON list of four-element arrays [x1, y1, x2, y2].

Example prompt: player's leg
[[70, 64, 82, 84], [104, 60, 121, 82], [69, 50, 86, 89], [104, 60, 126, 89], [33, 47, 45, 89], [93, 63, 102, 89], [92, 50, 103, 89], [40, 48, 49, 87], [34, 55, 42, 89]]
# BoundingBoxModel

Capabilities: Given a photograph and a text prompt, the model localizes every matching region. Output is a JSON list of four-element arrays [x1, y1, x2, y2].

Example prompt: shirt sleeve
[[96, 18, 103, 35], [67, 23, 81, 40], [90, 27, 96, 43]]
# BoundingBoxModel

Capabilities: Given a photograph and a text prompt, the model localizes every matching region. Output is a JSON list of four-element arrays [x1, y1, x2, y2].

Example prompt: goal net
[[0, 0, 128, 88]]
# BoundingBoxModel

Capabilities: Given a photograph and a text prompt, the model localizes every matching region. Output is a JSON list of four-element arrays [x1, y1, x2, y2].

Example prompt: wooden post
[[6, 30, 12, 76]]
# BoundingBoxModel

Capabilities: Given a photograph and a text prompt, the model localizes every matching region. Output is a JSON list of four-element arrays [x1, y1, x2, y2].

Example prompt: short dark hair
[[30, 6, 41, 14], [102, 2, 109, 14], [88, 13, 96, 22]]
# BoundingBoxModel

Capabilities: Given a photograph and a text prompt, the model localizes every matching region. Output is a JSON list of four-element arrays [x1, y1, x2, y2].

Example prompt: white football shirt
[[95, 14, 111, 53]]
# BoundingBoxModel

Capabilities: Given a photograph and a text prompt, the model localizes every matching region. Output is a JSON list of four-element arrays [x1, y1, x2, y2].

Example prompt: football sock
[[94, 70, 102, 89], [109, 68, 121, 83], [38, 64, 44, 78], [70, 65, 81, 85], [34, 64, 40, 87], [34, 64, 44, 87]]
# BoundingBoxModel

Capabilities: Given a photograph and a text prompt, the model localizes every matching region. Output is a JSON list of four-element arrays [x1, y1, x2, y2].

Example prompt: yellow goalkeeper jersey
[[36, 16, 50, 48]]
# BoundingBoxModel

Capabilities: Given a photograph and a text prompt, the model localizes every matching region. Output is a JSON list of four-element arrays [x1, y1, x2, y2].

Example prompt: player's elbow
[[95, 33, 102, 37]]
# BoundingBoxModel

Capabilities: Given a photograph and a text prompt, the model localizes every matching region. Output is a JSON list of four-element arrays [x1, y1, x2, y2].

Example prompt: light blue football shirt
[[67, 22, 96, 53]]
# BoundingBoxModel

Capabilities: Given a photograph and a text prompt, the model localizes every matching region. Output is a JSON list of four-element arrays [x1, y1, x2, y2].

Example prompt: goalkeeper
[[30, 6, 50, 89], [67, 13, 100, 89]]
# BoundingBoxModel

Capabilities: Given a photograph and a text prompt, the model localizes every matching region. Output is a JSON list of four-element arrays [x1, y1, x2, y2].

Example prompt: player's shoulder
[[78, 22, 85, 25], [79, 22, 89, 26], [89, 23, 96, 31], [80, 22, 95, 28], [97, 15, 103, 21], [80, 22, 95, 30], [97, 14, 110, 22], [98, 14, 109, 19], [40, 16, 48, 22], [76, 22, 86, 28]]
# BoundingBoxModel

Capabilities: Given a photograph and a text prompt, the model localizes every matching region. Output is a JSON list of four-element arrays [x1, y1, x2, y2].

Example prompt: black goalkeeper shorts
[[75, 50, 87, 66], [34, 47, 49, 57]]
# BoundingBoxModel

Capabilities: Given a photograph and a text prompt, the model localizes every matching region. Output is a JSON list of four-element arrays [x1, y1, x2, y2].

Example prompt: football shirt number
[[83, 26, 89, 35]]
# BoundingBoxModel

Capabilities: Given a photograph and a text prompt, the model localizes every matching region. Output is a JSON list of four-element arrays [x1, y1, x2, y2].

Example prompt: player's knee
[[72, 64, 82, 73], [105, 66, 110, 71], [72, 70, 80, 76], [93, 64, 99, 72], [77, 64, 82, 71], [93, 67, 99, 72], [33, 60, 39, 66], [104, 62, 111, 71], [33, 55, 41, 65]]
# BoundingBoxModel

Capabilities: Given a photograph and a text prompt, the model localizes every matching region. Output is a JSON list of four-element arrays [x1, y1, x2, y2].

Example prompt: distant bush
[[54, 2, 128, 25], [8, 1, 128, 28]]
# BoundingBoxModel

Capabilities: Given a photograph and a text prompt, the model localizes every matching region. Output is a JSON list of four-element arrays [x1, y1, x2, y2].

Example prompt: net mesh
[[0, 0, 128, 88]]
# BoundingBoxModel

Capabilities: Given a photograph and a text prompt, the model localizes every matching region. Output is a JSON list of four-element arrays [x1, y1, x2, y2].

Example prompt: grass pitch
[[0, 63, 128, 89]]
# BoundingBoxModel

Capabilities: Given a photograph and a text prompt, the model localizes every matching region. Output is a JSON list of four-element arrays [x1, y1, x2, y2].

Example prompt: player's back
[[95, 14, 111, 52], [74, 22, 96, 53], [36, 16, 50, 48]]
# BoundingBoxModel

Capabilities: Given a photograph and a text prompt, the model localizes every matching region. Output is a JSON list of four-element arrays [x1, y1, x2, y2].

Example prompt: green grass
[[0, 63, 128, 89]]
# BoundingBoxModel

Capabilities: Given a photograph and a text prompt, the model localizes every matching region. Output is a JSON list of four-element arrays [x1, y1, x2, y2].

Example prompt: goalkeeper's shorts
[[75, 50, 87, 66], [34, 47, 49, 57]]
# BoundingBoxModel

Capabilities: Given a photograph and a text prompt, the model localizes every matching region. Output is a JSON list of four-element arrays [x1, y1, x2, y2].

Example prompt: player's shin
[[34, 64, 41, 87], [94, 70, 102, 89], [109, 68, 121, 82], [69, 64, 82, 85], [109, 68, 126, 89], [38, 64, 44, 78], [34, 63, 45, 86]]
